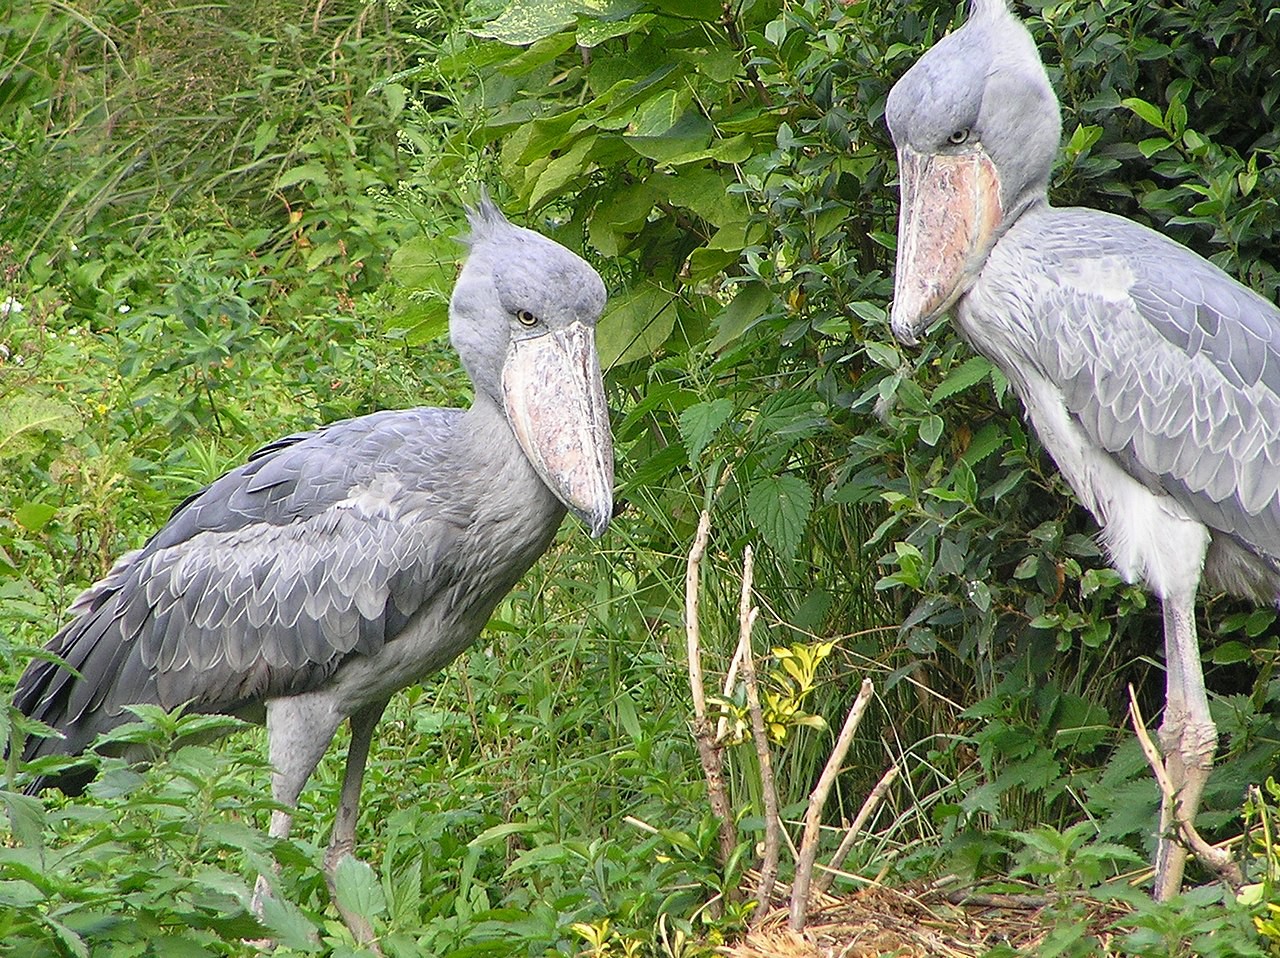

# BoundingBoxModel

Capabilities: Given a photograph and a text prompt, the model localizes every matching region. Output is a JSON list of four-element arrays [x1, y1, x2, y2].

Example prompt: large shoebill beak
[[502, 321, 614, 538], [890, 144, 1004, 346]]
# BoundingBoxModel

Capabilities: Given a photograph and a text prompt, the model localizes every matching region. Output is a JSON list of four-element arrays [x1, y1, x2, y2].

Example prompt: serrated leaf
[[1, 790, 46, 850], [257, 893, 322, 952], [746, 475, 812, 561], [0, 394, 81, 460], [678, 398, 732, 467], [932, 356, 993, 402], [333, 855, 386, 923]]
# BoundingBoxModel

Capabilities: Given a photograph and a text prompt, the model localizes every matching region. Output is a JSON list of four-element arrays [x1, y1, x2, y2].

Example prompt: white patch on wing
[[339, 475, 405, 518], [1049, 257, 1136, 305]]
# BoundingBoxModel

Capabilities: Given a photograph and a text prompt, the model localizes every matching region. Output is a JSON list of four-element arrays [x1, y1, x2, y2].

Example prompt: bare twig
[[685, 510, 737, 878], [790, 678, 875, 930], [686, 510, 712, 723], [1126, 686, 1242, 887], [813, 761, 900, 897], [736, 545, 782, 925], [714, 641, 746, 742]]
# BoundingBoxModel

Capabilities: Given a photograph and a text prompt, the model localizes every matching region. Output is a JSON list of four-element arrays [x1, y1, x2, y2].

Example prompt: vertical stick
[[735, 545, 782, 925], [685, 510, 737, 876], [789, 678, 875, 930]]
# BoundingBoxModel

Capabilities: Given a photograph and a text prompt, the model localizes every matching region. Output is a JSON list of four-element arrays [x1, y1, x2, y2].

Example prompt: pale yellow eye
[[948, 128, 970, 145], [516, 309, 537, 327]]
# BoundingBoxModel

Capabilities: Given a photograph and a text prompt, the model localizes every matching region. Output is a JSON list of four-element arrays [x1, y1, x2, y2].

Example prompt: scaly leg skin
[[323, 699, 390, 953], [1153, 593, 1218, 902], [251, 697, 346, 931]]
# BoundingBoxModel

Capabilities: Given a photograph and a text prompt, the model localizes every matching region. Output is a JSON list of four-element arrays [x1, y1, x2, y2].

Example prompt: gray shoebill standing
[[13, 197, 615, 939], [887, 0, 1279, 898]]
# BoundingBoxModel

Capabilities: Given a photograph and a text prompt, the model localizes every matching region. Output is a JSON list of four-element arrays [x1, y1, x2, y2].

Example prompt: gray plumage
[[13, 196, 613, 941], [887, 0, 1271, 898], [973, 206, 1280, 597]]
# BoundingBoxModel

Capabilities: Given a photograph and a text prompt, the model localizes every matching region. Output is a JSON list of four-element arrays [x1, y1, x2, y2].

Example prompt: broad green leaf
[[710, 283, 773, 351], [473, 0, 638, 46], [275, 162, 330, 190], [678, 398, 733, 467], [576, 10, 653, 46], [1211, 641, 1252, 665], [624, 110, 713, 163], [388, 234, 456, 291], [664, 168, 745, 227], [0, 394, 80, 460], [529, 134, 598, 207], [596, 282, 677, 366], [1121, 96, 1165, 131], [747, 474, 812, 561], [1, 790, 46, 851], [1137, 136, 1172, 158], [469, 820, 539, 847], [648, 0, 721, 18], [918, 414, 944, 446], [387, 300, 450, 346], [588, 179, 657, 255], [14, 502, 57, 532]]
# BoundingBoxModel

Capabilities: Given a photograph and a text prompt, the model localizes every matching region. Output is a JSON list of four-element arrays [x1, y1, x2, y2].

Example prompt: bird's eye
[[516, 309, 538, 327], [948, 128, 970, 145]]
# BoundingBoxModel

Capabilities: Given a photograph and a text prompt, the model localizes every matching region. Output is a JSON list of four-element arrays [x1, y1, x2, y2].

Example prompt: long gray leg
[[252, 696, 345, 916], [323, 698, 390, 949], [1154, 589, 1218, 901]]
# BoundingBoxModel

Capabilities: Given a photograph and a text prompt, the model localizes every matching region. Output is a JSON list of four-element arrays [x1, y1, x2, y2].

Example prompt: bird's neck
[[460, 391, 564, 517]]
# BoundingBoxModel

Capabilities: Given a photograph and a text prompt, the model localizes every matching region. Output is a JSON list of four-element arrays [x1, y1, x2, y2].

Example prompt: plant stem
[[789, 677, 875, 930]]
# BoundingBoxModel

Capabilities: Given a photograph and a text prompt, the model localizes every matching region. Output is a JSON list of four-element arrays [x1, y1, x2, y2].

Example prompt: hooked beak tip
[[586, 512, 611, 539]]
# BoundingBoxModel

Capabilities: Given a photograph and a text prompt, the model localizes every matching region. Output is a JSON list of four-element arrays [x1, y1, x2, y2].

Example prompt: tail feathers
[[12, 589, 163, 795]]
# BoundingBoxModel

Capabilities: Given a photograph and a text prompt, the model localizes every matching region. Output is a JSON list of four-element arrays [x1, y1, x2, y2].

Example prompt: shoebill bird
[[13, 197, 614, 940], [887, 0, 1276, 899]]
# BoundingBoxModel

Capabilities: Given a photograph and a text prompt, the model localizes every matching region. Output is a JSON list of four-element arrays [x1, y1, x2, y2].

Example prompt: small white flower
[[0, 297, 23, 316], [0, 343, 10, 360], [117, 303, 130, 314]]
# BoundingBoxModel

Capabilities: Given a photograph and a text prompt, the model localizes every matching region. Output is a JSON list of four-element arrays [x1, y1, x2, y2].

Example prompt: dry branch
[[813, 761, 900, 897], [736, 545, 782, 925], [790, 677, 876, 930], [685, 509, 737, 876]]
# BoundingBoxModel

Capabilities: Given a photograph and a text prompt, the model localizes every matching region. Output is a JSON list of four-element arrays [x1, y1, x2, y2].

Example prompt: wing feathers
[[15, 408, 468, 761], [1024, 209, 1280, 565]]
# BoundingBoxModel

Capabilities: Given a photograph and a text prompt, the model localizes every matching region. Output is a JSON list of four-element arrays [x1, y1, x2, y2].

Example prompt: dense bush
[[2, 0, 1279, 954]]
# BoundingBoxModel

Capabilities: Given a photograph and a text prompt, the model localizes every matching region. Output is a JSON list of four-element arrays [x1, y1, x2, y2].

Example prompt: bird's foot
[[1130, 692, 1240, 898]]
